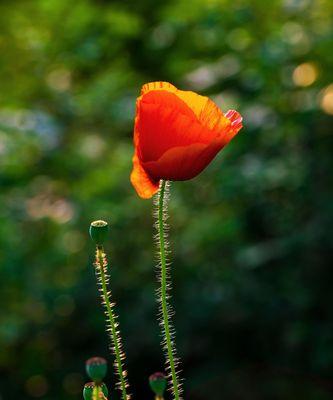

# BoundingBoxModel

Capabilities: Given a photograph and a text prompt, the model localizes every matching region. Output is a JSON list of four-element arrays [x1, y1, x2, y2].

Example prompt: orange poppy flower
[[130, 82, 243, 198]]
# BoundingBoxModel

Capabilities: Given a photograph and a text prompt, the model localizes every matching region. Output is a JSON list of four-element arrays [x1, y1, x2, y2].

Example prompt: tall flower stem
[[95, 246, 130, 400], [155, 180, 182, 400]]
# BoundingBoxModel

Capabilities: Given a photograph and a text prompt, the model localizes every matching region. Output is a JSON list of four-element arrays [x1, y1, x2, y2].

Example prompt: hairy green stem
[[96, 247, 129, 400], [93, 385, 107, 400], [157, 180, 181, 400]]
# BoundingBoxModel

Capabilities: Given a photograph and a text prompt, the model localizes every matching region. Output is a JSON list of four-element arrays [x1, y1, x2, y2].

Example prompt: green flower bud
[[83, 382, 108, 400], [89, 220, 109, 245], [86, 357, 107, 383], [149, 372, 167, 396]]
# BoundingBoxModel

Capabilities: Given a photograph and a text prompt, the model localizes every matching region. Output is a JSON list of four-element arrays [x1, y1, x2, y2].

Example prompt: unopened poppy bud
[[86, 357, 107, 383], [89, 220, 109, 245], [149, 372, 167, 397], [83, 382, 108, 400]]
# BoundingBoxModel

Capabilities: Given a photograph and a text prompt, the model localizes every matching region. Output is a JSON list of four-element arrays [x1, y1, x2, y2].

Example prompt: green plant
[[154, 181, 182, 399], [90, 221, 130, 400], [83, 357, 109, 400]]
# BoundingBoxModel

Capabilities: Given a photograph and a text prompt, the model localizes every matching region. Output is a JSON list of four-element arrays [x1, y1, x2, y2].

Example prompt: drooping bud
[[83, 382, 108, 400], [86, 357, 107, 383], [149, 372, 167, 397], [89, 220, 109, 245]]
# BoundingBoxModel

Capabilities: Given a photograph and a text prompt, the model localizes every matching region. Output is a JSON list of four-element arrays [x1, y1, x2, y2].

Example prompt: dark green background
[[0, 0, 332, 399]]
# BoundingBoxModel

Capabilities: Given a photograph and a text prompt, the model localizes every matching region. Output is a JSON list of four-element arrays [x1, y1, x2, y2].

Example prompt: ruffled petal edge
[[225, 110, 243, 137]]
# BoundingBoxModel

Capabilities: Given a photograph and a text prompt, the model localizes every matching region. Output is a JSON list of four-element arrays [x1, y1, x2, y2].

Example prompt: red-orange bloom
[[130, 82, 243, 198]]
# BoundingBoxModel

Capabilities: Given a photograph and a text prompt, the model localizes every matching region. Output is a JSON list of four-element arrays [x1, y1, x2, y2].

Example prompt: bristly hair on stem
[[94, 246, 130, 400], [153, 180, 183, 400]]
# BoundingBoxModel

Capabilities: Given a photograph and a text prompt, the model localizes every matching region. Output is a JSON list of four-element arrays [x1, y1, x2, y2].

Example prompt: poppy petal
[[141, 81, 177, 96], [137, 93, 217, 162], [225, 110, 243, 137], [140, 82, 233, 135], [174, 90, 209, 119], [142, 134, 227, 182], [131, 82, 243, 198], [130, 150, 159, 198], [141, 83, 212, 123], [140, 90, 197, 121]]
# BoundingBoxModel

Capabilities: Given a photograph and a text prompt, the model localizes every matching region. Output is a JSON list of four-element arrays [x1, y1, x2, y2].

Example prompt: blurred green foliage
[[0, 0, 332, 399]]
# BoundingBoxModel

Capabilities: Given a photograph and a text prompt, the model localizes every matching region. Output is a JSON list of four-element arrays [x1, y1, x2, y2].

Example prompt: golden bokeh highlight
[[292, 62, 318, 87], [320, 84, 333, 115]]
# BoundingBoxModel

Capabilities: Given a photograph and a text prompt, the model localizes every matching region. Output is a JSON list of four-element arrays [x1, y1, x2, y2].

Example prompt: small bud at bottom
[[149, 372, 167, 397]]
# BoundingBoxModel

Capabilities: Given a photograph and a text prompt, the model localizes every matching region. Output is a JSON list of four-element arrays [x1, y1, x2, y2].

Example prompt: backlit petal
[[141, 81, 177, 96], [137, 91, 217, 162], [225, 110, 243, 138], [130, 82, 243, 198], [142, 136, 227, 181], [141, 82, 232, 134], [130, 150, 159, 198]]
